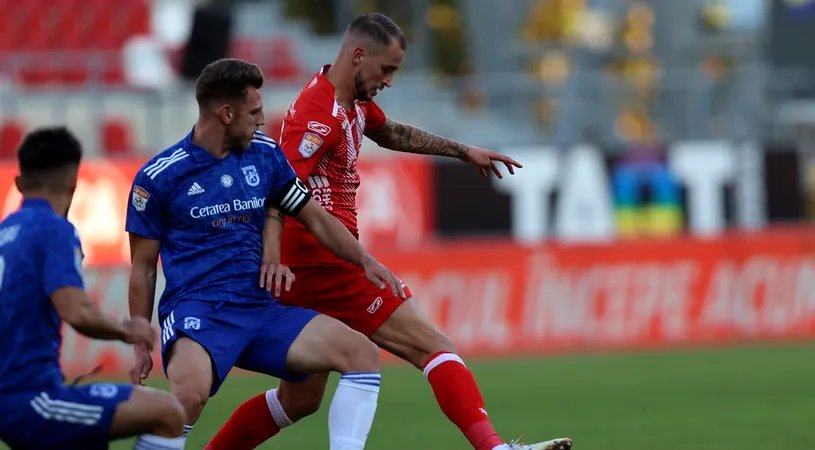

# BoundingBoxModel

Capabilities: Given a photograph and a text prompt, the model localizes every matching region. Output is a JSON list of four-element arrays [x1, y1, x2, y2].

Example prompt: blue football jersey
[[0, 199, 85, 393], [125, 131, 311, 316]]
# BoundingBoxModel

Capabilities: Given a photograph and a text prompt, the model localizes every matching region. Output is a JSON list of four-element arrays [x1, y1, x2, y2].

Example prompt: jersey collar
[[184, 127, 213, 162], [318, 65, 338, 98], [184, 127, 248, 164], [21, 198, 53, 211]]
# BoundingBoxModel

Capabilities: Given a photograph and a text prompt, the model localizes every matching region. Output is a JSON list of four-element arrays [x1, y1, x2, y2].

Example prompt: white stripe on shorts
[[29, 392, 103, 426]]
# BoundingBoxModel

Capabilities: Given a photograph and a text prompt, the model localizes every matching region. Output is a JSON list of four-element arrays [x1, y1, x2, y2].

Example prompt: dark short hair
[[17, 126, 82, 176], [195, 58, 264, 106], [348, 13, 407, 50]]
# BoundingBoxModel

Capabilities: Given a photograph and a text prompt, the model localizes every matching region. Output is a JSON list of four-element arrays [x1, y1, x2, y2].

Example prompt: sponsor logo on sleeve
[[131, 186, 150, 212], [299, 132, 325, 158]]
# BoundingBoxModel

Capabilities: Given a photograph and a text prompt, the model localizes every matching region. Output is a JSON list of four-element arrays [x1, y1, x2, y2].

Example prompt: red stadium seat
[[3, 0, 152, 87], [264, 115, 285, 142], [0, 120, 26, 158], [229, 38, 303, 82], [101, 119, 135, 155], [268, 38, 301, 82]]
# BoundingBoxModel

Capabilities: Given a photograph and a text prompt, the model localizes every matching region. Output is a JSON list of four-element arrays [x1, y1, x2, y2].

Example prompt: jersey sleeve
[[42, 220, 85, 297], [125, 169, 165, 240], [364, 100, 387, 131], [263, 142, 312, 216], [280, 109, 341, 177]]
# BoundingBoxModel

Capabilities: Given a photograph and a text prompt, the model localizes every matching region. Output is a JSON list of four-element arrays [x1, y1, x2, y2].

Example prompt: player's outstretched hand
[[129, 344, 153, 385], [363, 258, 407, 299], [260, 262, 295, 297], [462, 146, 523, 179]]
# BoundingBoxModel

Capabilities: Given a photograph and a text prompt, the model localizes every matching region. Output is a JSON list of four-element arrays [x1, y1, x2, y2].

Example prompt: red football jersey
[[280, 65, 387, 264]]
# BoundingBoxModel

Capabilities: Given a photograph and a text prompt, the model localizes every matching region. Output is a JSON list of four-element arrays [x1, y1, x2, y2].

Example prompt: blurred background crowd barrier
[[1, 0, 815, 376]]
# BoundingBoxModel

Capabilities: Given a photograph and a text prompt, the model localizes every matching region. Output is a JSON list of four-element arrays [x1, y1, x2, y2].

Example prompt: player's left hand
[[363, 258, 407, 299], [462, 146, 523, 179], [260, 261, 295, 297]]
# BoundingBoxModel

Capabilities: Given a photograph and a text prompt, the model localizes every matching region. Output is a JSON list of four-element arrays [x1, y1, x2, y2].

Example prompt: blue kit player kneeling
[[125, 58, 405, 449], [0, 127, 185, 450]]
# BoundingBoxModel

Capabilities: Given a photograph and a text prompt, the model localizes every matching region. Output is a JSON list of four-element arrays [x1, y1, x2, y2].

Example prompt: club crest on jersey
[[241, 165, 260, 187], [307, 121, 332, 136], [184, 317, 201, 330], [89, 383, 119, 399], [131, 186, 150, 211], [299, 132, 324, 158]]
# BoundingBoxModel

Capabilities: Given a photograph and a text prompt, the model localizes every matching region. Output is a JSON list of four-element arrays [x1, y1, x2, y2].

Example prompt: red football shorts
[[279, 260, 412, 337]]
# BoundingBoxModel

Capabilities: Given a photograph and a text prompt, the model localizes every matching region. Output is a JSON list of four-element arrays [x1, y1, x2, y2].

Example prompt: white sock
[[328, 372, 381, 450], [132, 425, 192, 450], [492, 445, 512, 450], [266, 388, 294, 428]]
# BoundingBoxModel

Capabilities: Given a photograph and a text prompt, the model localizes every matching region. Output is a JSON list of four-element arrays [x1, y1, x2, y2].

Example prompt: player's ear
[[14, 175, 23, 194], [352, 47, 365, 67], [218, 104, 235, 125]]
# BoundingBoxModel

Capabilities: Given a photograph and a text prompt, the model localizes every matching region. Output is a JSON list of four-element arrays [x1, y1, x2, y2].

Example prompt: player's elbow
[[129, 260, 158, 292], [51, 287, 99, 328], [62, 302, 107, 336]]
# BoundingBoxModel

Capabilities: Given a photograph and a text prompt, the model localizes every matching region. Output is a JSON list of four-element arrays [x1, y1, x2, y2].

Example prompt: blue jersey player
[[0, 127, 185, 450], [126, 59, 405, 449]]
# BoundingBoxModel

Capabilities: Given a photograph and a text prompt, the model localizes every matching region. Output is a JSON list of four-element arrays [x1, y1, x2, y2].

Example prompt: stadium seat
[[3, 0, 152, 87], [101, 119, 135, 156], [230, 38, 303, 82], [264, 115, 285, 141], [268, 38, 301, 82], [0, 120, 26, 158]]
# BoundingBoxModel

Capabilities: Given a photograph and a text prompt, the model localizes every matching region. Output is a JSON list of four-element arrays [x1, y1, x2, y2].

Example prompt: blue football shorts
[[159, 299, 319, 396], [0, 382, 134, 450]]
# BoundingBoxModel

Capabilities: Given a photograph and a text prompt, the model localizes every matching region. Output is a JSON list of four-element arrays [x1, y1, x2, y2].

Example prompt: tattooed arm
[[365, 118, 524, 178], [365, 118, 470, 160]]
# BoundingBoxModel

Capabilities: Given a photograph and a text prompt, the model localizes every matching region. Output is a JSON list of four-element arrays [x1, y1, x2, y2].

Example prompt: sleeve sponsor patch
[[307, 121, 332, 136], [74, 247, 84, 277], [132, 185, 150, 211], [298, 132, 324, 158]]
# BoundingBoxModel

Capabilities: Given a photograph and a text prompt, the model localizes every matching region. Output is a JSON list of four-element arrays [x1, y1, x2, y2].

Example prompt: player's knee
[[151, 392, 186, 437], [172, 385, 208, 424], [335, 331, 380, 373], [409, 331, 456, 369], [430, 331, 456, 355]]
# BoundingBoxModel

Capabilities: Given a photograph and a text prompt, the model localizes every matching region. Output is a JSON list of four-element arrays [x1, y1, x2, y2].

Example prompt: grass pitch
[[4, 344, 814, 449]]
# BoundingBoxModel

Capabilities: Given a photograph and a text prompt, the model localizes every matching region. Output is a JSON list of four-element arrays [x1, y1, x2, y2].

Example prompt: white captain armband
[[267, 177, 311, 216]]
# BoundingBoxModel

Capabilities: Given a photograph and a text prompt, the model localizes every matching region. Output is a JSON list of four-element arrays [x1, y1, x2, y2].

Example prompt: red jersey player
[[208, 13, 572, 450]]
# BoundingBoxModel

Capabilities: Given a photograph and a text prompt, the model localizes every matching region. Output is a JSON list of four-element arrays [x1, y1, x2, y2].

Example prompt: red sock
[[423, 352, 505, 450], [207, 390, 287, 450]]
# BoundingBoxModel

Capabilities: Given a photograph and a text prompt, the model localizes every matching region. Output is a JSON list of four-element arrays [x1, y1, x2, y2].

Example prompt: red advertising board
[[59, 227, 815, 377], [377, 228, 815, 356]]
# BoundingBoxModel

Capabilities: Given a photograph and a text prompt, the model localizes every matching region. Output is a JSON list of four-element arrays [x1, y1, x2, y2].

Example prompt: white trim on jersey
[[29, 392, 103, 425], [252, 139, 300, 178], [332, 100, 341, 118], [279, 179, 309, 214], [251, 139, 277, 150], [144, 149, 188, 180], [253, 132, 277, 144]]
